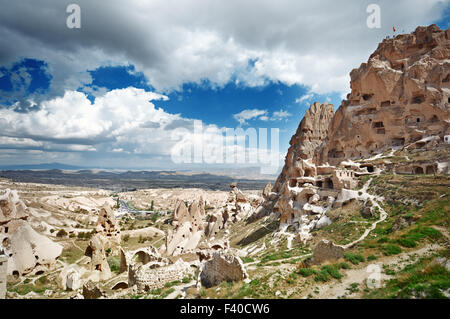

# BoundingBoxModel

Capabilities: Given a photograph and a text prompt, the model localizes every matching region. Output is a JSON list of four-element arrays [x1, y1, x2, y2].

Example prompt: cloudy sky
[[0, 0, 448, 173]]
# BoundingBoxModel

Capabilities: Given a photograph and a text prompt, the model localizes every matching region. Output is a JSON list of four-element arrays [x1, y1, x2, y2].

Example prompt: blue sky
[[0, 0, 448, 175]]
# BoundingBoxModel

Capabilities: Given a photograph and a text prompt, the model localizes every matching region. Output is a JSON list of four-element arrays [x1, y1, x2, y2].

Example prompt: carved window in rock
[[411, 95, 425, 104], [373, 121, 384, 128]]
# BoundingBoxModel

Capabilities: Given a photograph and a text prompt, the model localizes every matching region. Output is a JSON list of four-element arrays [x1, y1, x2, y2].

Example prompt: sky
[[0, 0, 448, 175]]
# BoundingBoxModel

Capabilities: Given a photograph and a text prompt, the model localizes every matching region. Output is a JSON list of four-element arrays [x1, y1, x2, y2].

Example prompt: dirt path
[[305, 244, 442, 299], [342, 178, 388, 249], [165, 280, 196, 299]]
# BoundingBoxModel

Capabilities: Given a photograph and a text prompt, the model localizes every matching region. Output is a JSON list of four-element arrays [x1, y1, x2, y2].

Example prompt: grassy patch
[[344, 252, 365, 265], [365, 251, 450, 299], [297, 268, 317, 277], [382, 244, 402, 256]]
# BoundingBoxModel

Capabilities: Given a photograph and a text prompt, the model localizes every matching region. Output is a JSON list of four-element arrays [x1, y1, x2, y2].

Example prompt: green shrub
[[420, 227, 442, 240], [150, 288, 162, 295], [337, 262, 351, 269], [321, 265, 343, 279], [164, 280, 181, 288], [298, 268, 316, 277], [383, 244, 402, 256], [107, 256, 120, 274], [242, 256, 254, 263], [160, 288, 175, 299], [397, 238, 417, 248], [314, 270, 330, 282], [344, 252, 365, 265], [367, 255, 378, 261], [56, 229, 68, 238]]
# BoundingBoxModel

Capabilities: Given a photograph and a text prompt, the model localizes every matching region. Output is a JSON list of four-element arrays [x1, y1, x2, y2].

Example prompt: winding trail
[[342, 178, 388, 249]]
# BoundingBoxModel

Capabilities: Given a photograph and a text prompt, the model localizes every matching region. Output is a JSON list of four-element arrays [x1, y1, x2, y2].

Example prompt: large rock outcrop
[[270, 102, 335, 234], [312, 239, 345, 264], [84, 233, 112, 281], [252, 25, 449, 243], [96, 204, 121, 245], [318, 25, 450, 165], [273, 102, 335, 194], [0, 189, 62, 276], [166, 199, 205, 256]]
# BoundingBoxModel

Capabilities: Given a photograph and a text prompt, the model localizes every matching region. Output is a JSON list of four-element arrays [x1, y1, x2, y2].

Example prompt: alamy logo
[[66, 4, 81, 29], [170, 121, 280, 175], [366, 264, 382, 288], [366, 4, 381, 29]]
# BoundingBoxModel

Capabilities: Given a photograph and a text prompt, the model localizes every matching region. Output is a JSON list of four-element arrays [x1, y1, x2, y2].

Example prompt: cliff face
[[273, 102, 335, 194], [261, 25, 450, 242], [317, 24, 450, 165]]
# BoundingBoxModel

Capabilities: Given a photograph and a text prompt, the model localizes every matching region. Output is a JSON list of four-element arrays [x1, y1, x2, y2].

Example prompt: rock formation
[[317, 25, 450, 166], [273, 102, 335, 194], [252, 25, 450, 244], [206, 183, 257, 236], [82, 281, 106, 299], [84, 233, 112, 281], [312, 239, 345, 264], [0, 252, 7, 299], [166, 199, 205, 256], [198, 252, 248, 288], [96, 204, 121, 245], [225, 182, 253, 222], [0, 189, 62, 276]]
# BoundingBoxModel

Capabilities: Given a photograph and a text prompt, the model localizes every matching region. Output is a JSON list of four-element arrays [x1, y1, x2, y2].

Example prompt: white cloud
[[0, 89, 285, 170], [233, 109, 268, 125], [0, 0, 447, 97], [271, 109, 291, 121], [296, 93, 314, 104]]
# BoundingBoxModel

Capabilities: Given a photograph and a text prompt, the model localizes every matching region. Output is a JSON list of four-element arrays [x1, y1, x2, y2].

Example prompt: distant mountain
[[0, 162, 85, 171], [0, 168, 274, 191]]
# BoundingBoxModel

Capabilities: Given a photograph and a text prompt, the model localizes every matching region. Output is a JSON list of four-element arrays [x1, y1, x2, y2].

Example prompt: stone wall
[[128, 259, 192, 292], [199, 252, 248, 288]]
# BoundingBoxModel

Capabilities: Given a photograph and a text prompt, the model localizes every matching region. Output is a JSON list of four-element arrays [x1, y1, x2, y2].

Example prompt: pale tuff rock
[[166, 199, 205, 256], [226, 183, 253, 221], [0, 252, 7, 299], [0, 189, 62, 276], [317, 25, 450, 166], [206, 183, 258, 236], [331, 169, 359, 190], [58, 264, 84, 291], [250, 183, 279, 221], [198, 252, 248, 288], [96, 204, 121, 245], [273, 102, 335, 195], [128, 258, 192, 293], [84, 233, 112, 281], [66, 269, 81, 291], [312, 239, 345, 265], [195, 240, 230, 261], [120, 246, 169, 273], [253, 25, 450, 244]]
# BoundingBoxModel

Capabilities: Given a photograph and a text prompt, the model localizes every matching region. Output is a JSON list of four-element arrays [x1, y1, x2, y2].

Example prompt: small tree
[[150, 200, 154, 211], [56, 229, 68, 238]]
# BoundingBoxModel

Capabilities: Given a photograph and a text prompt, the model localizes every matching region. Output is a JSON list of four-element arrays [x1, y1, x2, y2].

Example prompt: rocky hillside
[[273, 102, 334, 194], [259, 24, 450, 244], [317, 24, 449, 165]]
